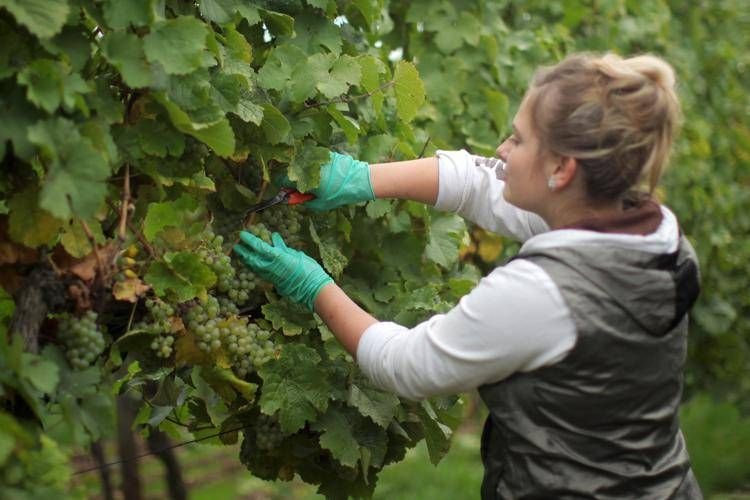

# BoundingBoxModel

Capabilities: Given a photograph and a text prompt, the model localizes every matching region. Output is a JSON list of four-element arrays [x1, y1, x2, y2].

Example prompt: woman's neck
[[541, 195, 625, 231]]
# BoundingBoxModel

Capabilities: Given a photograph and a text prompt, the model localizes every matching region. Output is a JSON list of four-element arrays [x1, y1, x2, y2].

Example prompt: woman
[[233, 53, 703, 499]]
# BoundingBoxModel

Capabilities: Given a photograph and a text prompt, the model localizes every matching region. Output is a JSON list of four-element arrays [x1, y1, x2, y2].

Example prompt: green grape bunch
[[258, 205, 304, 247], [185, 297, 276, 377], [57, 311, 106, 370], [133, 298, 177, 359], [255, 413, 285, 450], [198, 230, 234, 283], [194, 228, 261, 307], [219, 264, 260, 307], [247, 222, 273, 244]]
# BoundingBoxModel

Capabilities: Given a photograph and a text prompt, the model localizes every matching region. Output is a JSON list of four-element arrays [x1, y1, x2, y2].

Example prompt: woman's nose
[[496, 140, 511, 161]]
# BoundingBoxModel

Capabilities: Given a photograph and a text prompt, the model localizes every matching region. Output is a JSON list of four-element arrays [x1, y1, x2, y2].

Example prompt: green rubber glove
[[233, 230, 333, 311], [281, 151, 375, 211]]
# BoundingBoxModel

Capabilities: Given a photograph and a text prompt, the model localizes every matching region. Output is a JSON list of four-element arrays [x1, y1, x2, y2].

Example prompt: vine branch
[[117, 163, 131, 242], [69, 195, 105, 281]]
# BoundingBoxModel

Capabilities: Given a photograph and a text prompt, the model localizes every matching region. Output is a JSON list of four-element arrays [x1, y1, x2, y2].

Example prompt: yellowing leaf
[[60, 218, 106, 258], [174, 333, 212, 366], [7, 186, 64, 247], [476, 230, 504, 263], [112, 278, 151, 303]]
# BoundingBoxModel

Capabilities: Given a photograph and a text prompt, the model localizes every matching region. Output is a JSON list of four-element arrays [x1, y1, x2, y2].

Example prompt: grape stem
[[106, 199, 157, 259], [302, 80, 396, 110]]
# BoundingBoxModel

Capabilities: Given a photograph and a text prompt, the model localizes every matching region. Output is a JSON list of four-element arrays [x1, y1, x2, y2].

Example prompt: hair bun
[[626, 54, 676, 90]]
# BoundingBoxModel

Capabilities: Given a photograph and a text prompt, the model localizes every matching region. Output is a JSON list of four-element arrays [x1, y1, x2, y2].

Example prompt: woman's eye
[[509, 136, 519, 145]]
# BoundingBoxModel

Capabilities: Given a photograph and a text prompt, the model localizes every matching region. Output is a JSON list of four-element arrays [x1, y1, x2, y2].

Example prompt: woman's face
[[495, 96, 553, 213]]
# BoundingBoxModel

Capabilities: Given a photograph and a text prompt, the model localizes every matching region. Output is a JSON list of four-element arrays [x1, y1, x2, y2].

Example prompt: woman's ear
[[550, 156, 578, 190]]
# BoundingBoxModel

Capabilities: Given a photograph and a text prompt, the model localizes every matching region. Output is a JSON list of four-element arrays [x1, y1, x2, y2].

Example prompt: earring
[[547, 177, 557, 190]]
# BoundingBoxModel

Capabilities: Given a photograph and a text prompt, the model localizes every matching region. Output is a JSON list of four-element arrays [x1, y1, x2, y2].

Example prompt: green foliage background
[[0, 0, 748, 498]]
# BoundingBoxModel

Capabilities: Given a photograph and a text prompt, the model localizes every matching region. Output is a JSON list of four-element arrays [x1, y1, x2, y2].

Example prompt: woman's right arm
[[290, 150, 548, 240], [369, 157, 440, 205], [370, 150, 549, 241]]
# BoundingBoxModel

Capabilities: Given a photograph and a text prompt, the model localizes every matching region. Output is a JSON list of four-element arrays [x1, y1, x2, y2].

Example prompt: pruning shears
[[245, 187, 316, 215]]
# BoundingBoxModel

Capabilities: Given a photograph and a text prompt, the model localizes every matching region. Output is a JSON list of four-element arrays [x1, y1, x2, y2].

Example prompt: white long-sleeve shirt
[[356, 149, 682, 400]]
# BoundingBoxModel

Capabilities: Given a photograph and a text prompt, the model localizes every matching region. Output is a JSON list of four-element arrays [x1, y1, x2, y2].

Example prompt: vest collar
[[520, 203, 680, 256]]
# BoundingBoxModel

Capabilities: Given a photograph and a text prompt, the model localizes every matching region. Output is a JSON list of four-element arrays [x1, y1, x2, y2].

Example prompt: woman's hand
[[233, 231, 333, 310], [280, 151, 375, 211]]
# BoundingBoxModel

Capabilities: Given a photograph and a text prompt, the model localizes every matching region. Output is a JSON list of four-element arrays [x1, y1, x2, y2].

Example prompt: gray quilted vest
[[478, 235, 702, 499]]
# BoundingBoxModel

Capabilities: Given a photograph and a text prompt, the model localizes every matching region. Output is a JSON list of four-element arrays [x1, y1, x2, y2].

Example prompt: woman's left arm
[[233, 230, 576, 400], [313, 283, 377, 358]]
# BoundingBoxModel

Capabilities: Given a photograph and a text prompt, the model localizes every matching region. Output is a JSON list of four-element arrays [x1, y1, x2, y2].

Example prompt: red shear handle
[[281, 188, 316, 205]]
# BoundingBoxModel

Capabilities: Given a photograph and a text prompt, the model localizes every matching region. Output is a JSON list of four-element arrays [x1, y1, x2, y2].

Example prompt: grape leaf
[[143, 17, 212, 75], [312, 403, 388, 469], [305, 0, 329, 10], [145, 252, 217, 301], [415, 400, 452, 465], [210, 72, 243, 113], [27, 119, 111, 219], [143, 194, 202, 241], [347, 381, 400, 428], [258, 344, 330, 433], [0, 0, 69, 38], [192, 368, 229, 425], [261, 295, 317, 336], [100, 31, 152, 88], [311, 405, 360, 467], [166, 71, 223, 123], [199, 0, 243, 24], [393, 60, 425, 123], [17, 59, 87, 113], [288, 141, 328, 194], [365, 199, 391, 219], [288, 11, 342, 54], [257, 44, 307, 91], [357, 54, 385, 93], [327, 105, 360, 144], [103, 0, 154, 29], [235, 4, 261, 25], [117, 118, 185, 160], [259, 8, 294, 37], [317, 55, 361, 99], [219, 25, 253, 77], [260, 104, 291, 145], [352, 0, 378, 27], [0, 84, 41, 161], [484, 88, 509, 135], [424, 212, 466, 268], [235, 86, 264, 125], [7, 186, 64, 248], [154, 93, 235, 157], [20, 353, 59, 394], [308, 220, 348, 279], [60, 218, 106, 258], [200, 366, 257, 402]]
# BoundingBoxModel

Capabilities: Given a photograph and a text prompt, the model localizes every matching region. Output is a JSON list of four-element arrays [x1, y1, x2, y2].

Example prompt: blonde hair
[[527, 53, 681, 203]]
